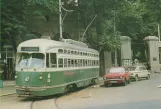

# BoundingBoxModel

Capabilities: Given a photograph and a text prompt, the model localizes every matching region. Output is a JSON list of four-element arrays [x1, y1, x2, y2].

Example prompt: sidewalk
[[0, 80, 16, 96]]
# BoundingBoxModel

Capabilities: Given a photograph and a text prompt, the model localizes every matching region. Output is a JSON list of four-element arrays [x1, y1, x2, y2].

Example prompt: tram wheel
[[71, 84, 77, 92], [64, 85, 70, 93], [91, 79, 97, 85]]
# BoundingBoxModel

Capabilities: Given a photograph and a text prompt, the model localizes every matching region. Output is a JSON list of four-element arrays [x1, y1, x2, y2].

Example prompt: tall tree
[[1, 0, 27, 52]]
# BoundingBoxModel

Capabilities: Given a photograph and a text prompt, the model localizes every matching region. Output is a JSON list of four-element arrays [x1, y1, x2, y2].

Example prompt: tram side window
[[92, 60, 94, 66], [46, 53, 49, 68], [64, 49, 67, 54], [94, 60, 96, 66], [68, 59, 71, 67], [51, 53, 57, 68], [58, 49, 63, 53], [79, 59, 82, 67], [58, 58, 63, 68], [75, 59, 78, 67], [71, 59, 74, 67], [88, 60, 90, 66], [97, 60, 99, 66], [64, 58, 67, 67]]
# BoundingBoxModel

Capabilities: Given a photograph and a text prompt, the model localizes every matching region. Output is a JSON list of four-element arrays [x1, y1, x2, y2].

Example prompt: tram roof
[[17, 39, 98, 53]]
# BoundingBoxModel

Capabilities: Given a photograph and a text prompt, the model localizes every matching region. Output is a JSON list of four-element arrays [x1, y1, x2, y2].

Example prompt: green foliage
[[22, 34, 38, 41], [1, 0, 27, 51], [27, 0, 59, 13], [100, 20, 121, 51]]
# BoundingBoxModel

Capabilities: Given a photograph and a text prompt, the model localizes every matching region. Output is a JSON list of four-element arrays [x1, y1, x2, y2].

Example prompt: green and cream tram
[[15, 37, 99, 96]]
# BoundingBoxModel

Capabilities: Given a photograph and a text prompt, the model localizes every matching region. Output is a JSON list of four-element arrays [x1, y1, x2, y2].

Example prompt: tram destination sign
[[21, 47, 39, 51]]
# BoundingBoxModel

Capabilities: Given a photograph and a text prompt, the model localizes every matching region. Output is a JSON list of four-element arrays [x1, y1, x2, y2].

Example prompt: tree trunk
[[99, 49, 105, 76]]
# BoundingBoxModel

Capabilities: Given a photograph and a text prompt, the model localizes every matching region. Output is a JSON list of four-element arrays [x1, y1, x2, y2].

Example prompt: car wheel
[[146, 74, 150, 80], [128, 79, 131, 84], [105, 84, 109, 87], [135, 75, 139, 81], [123, 79, 127, 86]]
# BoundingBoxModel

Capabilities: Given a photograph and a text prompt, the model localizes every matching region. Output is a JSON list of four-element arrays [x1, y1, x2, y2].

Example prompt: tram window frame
[[90, 60, 92, 66], [68, 59, 71, 67], [46, 53, 50, 68], [94, 60, 96, 66], [88, 60, 90, 66], [71, 59, 74, 67], [78, 59, 80, 67], [64, 58, 67, 67], [79, 59, 82, 67], [58, 58, 63, 68], [68, 50, 70, 54], [75, 59, 78, 67], [92, 60, 94, 66], [96, 60, 99, 66], [64, 49, 67, 54], [50, 53, 57, 68]]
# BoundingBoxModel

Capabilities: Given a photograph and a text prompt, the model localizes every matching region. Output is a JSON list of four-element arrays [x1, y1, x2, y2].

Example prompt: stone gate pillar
[[120, 36, 132, 66], [144, 36, 159, 73]]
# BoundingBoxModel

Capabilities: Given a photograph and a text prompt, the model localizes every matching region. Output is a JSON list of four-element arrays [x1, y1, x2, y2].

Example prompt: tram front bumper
[[15, 85, 64, 96]]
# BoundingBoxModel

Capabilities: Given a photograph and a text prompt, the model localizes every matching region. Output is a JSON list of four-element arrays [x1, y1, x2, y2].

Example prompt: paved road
[[56, 74, 161, 109], [0, 74, 161, 109], [0, 85, 16, 96]]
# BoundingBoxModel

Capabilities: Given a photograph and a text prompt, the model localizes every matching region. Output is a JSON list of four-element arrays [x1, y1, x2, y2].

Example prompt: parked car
[[127, 65, 151, 81], [103, 67, 130, 86]]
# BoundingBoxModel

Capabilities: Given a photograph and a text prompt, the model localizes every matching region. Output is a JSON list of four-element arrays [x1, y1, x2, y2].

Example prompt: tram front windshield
[[17, 53, 44, 69]]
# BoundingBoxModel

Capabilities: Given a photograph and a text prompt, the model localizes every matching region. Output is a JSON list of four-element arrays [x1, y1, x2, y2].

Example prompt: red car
[[103, 67, 130, 86]]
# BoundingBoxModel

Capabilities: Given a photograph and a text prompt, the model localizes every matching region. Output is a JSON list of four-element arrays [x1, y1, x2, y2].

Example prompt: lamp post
[[59, 0, 63, 40], [58, 0, 78, 40], [114, 11, 118, 66]]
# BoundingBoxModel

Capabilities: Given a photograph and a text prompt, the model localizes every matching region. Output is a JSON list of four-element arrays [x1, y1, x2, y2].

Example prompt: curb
[[0, 93, 16, 97], [3, 84, 15, 87]]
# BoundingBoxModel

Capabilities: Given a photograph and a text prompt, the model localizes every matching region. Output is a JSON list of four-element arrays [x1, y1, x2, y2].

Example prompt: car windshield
[[108, 67, 125, 73], [16, 53, 44, 69], [128, 67, 136, 71]]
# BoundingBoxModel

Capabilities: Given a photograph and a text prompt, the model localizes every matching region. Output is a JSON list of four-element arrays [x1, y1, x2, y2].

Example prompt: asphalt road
[[56, 74, 161, 109], [0, 74, 161, 109]]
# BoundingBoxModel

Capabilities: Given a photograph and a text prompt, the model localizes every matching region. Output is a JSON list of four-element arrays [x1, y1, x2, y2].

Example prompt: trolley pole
[[59, 0, 63, 40], [114, 11, 118, 66]]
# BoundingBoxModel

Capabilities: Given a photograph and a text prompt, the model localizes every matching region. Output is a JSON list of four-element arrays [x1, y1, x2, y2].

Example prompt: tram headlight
[[39, 76, 43, 80], [15, 76, 17, 79]]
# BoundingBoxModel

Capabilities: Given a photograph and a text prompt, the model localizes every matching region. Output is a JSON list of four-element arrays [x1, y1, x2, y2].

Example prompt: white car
[[127, 65, 151, 81]]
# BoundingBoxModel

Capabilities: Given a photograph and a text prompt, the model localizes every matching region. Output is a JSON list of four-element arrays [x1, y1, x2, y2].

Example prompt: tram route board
[[21, 47, 39, 52]]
